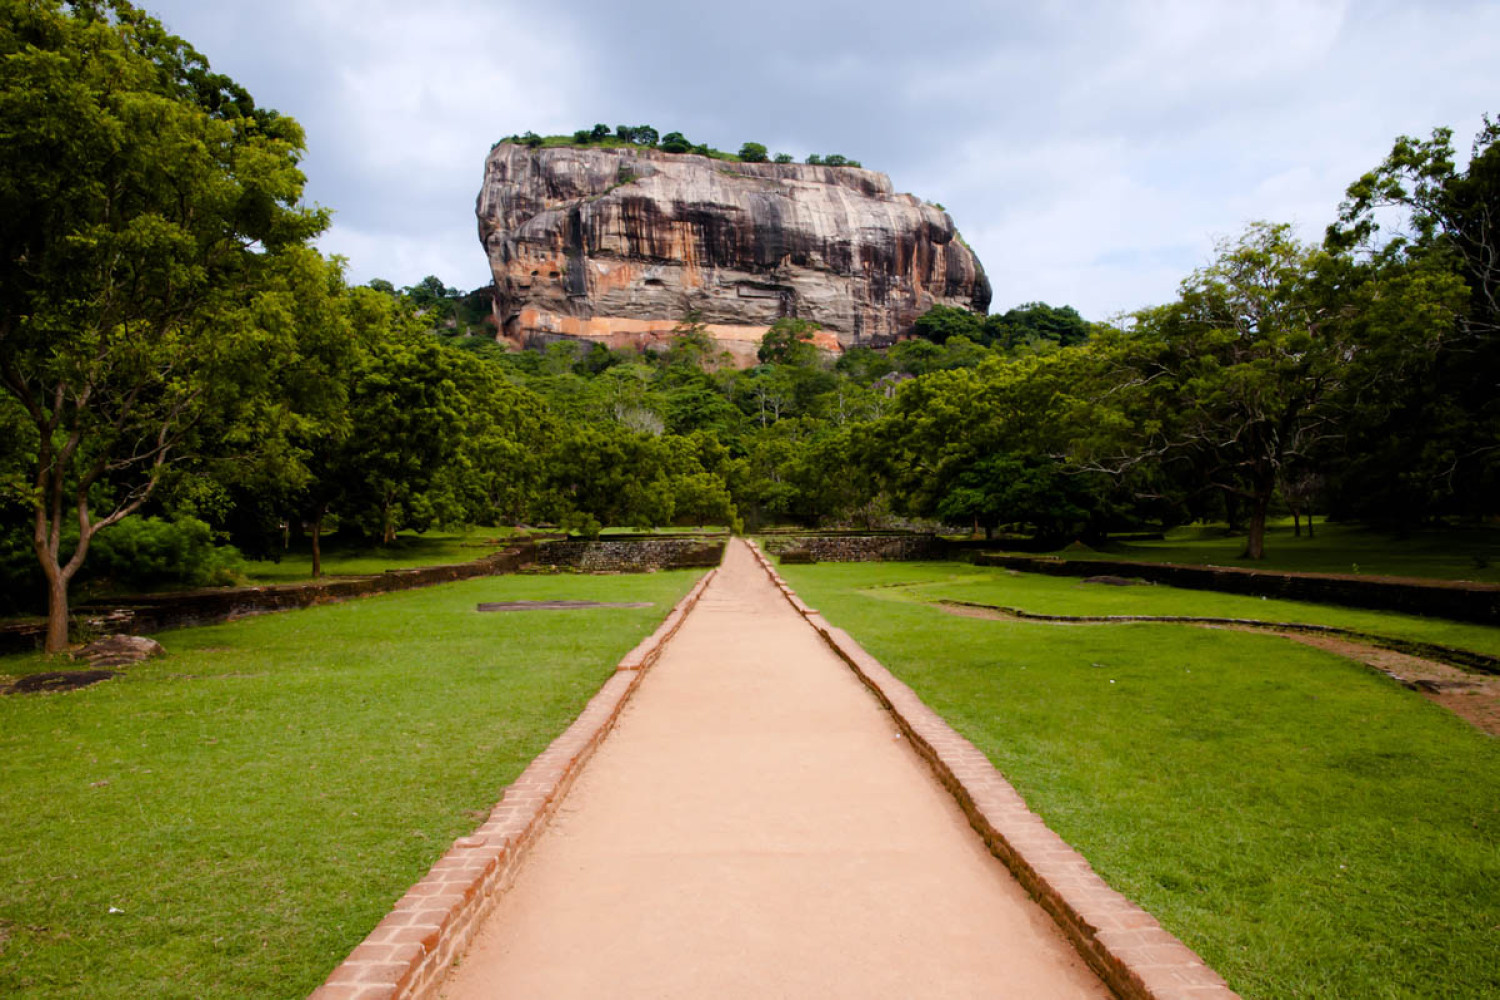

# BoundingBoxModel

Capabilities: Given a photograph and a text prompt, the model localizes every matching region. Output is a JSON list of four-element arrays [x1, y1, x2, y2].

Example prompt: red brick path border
[[308, 568, 718, 1000], [746, 540, 1241, 1000]]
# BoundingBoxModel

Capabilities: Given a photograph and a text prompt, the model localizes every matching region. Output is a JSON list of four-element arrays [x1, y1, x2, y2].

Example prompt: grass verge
[[777, 560, 1500, 1000], [240, 526, 517, 584], [0, 569, 701, 999], [1027, 519, 1500, 584], [846, 561, 1500, 659]]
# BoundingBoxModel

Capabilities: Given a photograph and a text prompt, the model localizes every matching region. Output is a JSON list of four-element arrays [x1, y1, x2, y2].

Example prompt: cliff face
[[476, 144, 990, 360]]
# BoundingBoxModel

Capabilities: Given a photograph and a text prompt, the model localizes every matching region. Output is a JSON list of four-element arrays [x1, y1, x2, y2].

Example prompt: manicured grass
[[845, 561, 1500, 659], [240, 526, 517, 584], [1029, 519, 1500, 584], [777, 560, 1500, 1000], [0, 569, 701, 998]]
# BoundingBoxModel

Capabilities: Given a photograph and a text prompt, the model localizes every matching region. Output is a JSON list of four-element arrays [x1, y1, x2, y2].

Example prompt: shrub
[[88, 516, 247, 590], [738, 142, 768, 163]]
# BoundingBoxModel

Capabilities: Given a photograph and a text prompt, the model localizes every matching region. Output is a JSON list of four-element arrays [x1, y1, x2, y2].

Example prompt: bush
[[739, 142, 768, 163], [88, 516, 247, 590]]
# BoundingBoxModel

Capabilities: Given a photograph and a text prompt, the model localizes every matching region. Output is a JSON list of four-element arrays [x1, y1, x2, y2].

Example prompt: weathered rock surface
[[73, 633, 164, 668], [476, 144, 990, 360]]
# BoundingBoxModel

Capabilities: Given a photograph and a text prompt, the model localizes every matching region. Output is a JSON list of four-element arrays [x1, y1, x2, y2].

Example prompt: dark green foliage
[[1323, 118, 1500, 524], [738, 141, 768, 162], [985, 301, 1092, 349], [659, 130, 691, 153], [912, 303, 985, 344], [0, 0, 326, 647], [756, 317, 822, 365], [773, 152, 793, 164], [85, 515, 245, 589]]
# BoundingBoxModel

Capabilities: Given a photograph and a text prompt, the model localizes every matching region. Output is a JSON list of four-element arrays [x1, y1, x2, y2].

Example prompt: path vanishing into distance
[[440, 540, 1110, 998]]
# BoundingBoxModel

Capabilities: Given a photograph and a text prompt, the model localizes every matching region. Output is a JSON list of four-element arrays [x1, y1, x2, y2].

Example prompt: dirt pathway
[[439, 540, 1110, 999]]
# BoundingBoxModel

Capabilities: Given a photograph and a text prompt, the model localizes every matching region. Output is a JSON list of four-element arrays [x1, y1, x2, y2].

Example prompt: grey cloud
[[139, 0, 1499, 316]]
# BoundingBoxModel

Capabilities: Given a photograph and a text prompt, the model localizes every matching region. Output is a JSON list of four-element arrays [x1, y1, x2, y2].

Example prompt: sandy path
[[439, 540, 1110, 999]]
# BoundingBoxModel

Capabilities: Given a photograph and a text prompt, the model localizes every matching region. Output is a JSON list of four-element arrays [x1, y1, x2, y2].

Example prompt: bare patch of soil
[[5, 669, 119, 695], [1277, 632, 1500, 737]]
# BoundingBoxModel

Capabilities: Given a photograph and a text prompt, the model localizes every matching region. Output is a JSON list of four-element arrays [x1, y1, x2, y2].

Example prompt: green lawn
[[843, 561, 1500, 660], [777, 560, 1500, 1000], [0, 569, 701, 999], [240, 525, 517, 584], [1016, 519, 1500, 584]]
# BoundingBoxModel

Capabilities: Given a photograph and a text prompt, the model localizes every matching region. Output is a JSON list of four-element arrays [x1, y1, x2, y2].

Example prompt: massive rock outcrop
[[476, 143, 990, 361]]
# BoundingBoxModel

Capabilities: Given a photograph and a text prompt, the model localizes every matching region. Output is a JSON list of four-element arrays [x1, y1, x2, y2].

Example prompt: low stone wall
[[761, 534, 944, 562], [534, 538, 726, 573], [971, 553, 1500, 627], [0, 543, 538, 655]]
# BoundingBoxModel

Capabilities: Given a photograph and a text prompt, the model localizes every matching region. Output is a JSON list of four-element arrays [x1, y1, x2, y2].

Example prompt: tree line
[[3, 2, 1496, 651], [500, 123, 860, 168]]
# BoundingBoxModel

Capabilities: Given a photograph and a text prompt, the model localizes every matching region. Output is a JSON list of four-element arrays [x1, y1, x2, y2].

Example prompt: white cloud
[[140, 0, 1500, 314]]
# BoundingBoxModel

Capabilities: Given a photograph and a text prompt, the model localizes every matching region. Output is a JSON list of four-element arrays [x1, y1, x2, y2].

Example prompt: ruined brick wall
[[534, 538, 726, 572], [761, 534, 944, 562], [0, 543, 540, 655], [971, 554, 1500, 626]]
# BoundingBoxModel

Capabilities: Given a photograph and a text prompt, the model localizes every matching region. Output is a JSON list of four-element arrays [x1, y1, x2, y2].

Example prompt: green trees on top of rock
[[504, 125, 865, 168]]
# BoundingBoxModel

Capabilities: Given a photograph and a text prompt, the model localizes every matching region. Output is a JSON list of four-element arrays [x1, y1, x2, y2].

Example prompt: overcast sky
[[142, 0, 1497, 320]]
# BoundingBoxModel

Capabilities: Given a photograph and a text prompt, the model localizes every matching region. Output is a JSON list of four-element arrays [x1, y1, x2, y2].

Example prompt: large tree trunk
[[36, 509, 94, 653], [42, 567, 70, 653], [1243, 490, 1270, 559]]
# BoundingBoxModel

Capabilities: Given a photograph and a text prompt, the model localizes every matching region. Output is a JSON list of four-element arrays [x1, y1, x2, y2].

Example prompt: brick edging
[[309, 567, 718, 1000], [745, 541, 1240, 1000]]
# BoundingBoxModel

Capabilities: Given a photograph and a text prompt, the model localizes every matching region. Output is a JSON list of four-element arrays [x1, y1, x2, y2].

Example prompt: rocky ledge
[[476, 144, 990, 361]]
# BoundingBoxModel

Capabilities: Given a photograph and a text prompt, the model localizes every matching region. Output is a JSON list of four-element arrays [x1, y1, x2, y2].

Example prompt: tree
[[773, 152, 793, 164], [0, 0, 325, 649], [757, 318, 822, 365], [1096, 223, 1349, 559], [738, 142, 768, 163], [985, 302, 1092, 350], [913, 304, 984, 344], [590, 123, 611, 141], [659, 131, 691, 153], [1325, 118, 1500, 521], [806, 154, 823, 166]]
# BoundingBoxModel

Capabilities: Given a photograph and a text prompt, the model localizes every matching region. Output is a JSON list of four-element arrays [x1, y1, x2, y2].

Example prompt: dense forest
[[3, 2, 1497, 650]]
